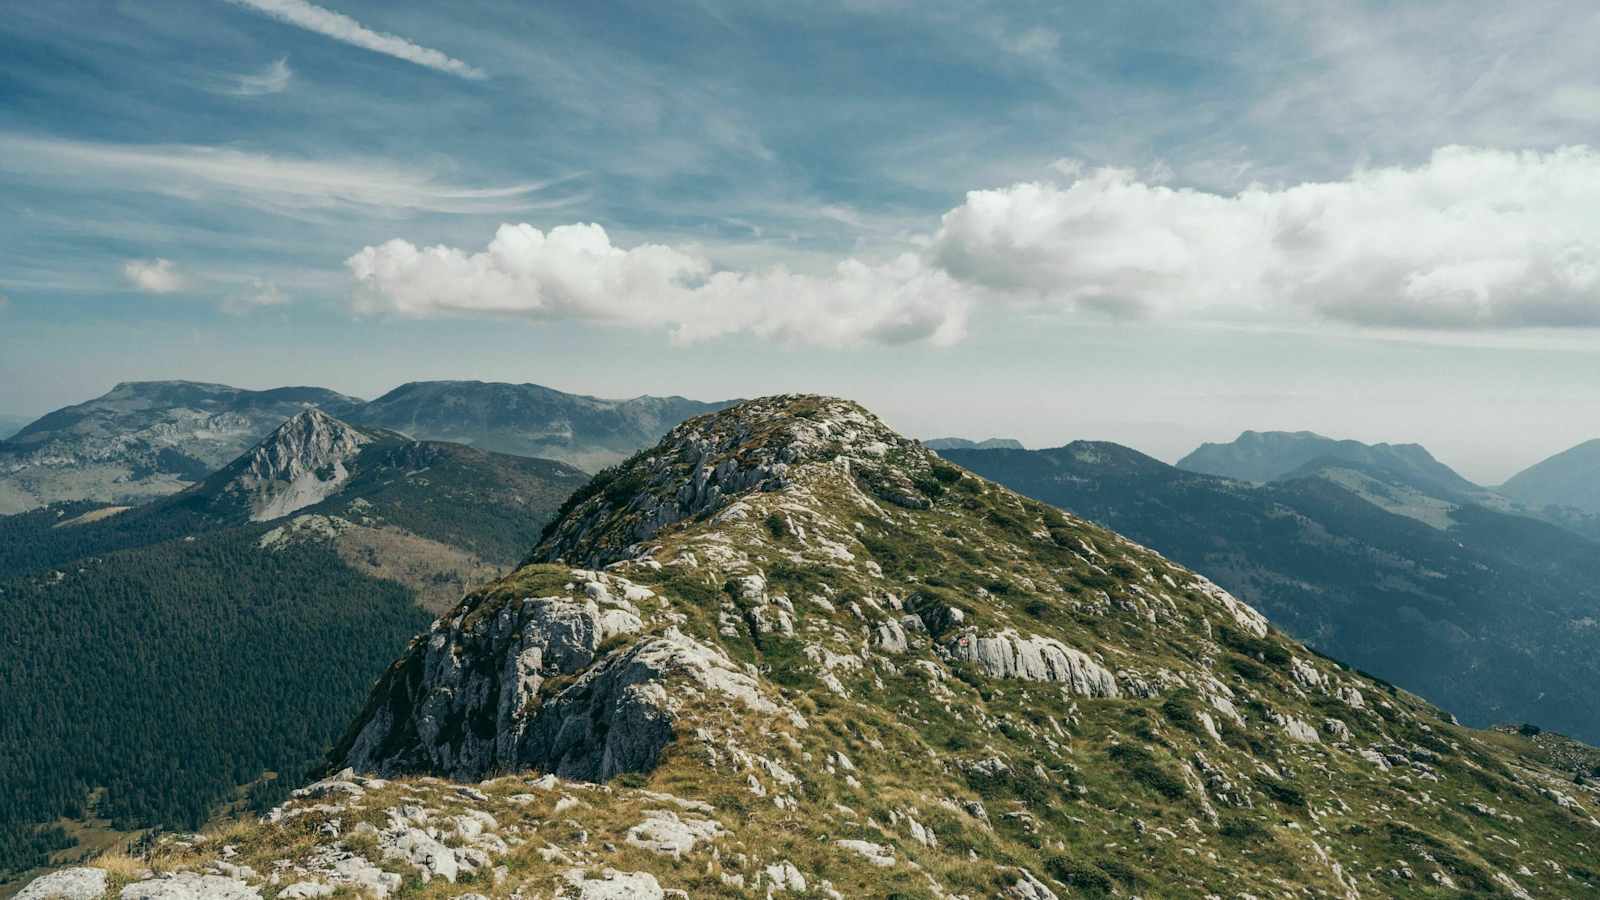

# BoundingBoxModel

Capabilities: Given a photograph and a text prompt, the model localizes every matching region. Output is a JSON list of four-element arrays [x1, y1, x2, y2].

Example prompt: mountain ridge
[[1177, 429, 1479, 493], [347, 379, 738, 472], [20, 395, 1600, 899], [923, 436, 1025, 450], [0, 380, 735, 514]]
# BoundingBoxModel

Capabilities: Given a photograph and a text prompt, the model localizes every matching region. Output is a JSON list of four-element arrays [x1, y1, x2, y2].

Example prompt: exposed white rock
[[834, 839, 895, 867], [1191, 577, 1270, 638], [16, 867, 108, 900], [624, 809, 722, 857], [944, 629, 1118, 696], [873, 618, 910, 653], [764, 860, 808, 892], [1273, 713, 1321, 744], [119, 873, 261, 899], [221, 409, 372, 523], [561, 868, 665, 900], [1002, 868, 1060, 900], [382, 820, 459, 883], [1290, 657, 1327, 691]]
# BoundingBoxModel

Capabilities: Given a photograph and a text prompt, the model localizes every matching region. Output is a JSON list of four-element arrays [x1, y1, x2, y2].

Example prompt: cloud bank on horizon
[[348, 145, 1600, 344]]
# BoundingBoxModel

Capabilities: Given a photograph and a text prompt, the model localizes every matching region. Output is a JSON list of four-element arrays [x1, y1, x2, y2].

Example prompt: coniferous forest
[[0, 528, 431, 875]]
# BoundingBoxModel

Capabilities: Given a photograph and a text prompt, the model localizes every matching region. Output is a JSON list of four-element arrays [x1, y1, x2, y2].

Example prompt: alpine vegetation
[[23, 397, 1600, 898]]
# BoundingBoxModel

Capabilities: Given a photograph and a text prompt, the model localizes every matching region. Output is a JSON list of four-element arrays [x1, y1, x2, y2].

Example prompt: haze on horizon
[[3, 1, 1599, 484]]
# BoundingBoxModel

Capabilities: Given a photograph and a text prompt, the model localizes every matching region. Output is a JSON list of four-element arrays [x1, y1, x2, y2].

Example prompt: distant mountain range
[[945, 439, 1600, 744], [0, 380, 733, 514], [1178, 429, 1600, 539], [0, 410, 585, 877], [922, 436, 1024, 450], [0, 382, 362, 515], [1501, 439, 1600, 516], [349, 380, 734, 472], [1179, 430, 1482, 493]]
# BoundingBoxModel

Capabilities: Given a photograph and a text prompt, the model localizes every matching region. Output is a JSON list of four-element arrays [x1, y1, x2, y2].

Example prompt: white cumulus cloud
[[931, 145, 1600, 329], [345, 146, 1600, 345], [227, 0, 484, 79], [122, 259, 186, 294], [347, 223, 971, 346]]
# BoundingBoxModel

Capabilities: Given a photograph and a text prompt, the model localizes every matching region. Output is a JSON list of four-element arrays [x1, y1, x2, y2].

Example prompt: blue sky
[[3, 0, 1600, 481]]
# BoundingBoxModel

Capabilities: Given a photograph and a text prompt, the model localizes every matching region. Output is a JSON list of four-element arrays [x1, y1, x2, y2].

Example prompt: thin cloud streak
[[0, 135, 581, 215], [226, 0, 487, 79]]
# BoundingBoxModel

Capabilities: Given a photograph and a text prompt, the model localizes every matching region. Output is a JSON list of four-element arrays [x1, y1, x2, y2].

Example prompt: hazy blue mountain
[[1500, 439, 1600, 516], [923, 436, 1025, 450], [349, 380, 736, 473], [0, 381, 363, 514], [1178, 430, 1479, 493], [0, 380, 734, 514], [946, 441, 1600, 744], [1, 410, 588, 607]]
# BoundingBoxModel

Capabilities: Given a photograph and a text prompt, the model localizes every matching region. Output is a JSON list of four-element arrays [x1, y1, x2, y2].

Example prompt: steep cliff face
[[25, 396, 1600, 899], [203, 409, 377, 521]]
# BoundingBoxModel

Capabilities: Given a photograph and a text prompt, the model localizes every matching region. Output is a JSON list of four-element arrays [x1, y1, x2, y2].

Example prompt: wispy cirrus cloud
[[0, 135, 581, 216], [122, 259, 186, 294], [226, 0, 486, 79], [215, 57, 293, 96]]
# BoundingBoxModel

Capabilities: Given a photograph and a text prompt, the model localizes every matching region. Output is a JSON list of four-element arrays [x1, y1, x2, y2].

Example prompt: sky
[[3, 0, 1600, 483]]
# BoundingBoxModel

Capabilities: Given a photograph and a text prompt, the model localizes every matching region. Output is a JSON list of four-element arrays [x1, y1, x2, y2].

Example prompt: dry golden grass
[[89, 848, 149, 882]]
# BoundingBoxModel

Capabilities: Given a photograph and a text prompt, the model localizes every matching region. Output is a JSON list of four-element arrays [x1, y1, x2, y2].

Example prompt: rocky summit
[[25, 395, 1600, 898], [203, 409, 382, 522]]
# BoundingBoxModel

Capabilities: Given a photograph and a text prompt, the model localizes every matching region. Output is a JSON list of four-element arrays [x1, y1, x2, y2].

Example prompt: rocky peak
[[213, 409, 378, 522], [533, 394, 936, 567]]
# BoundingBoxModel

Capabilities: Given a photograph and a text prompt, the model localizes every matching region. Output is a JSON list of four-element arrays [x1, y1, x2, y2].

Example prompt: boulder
[[624, 809, 722, 857], [17, 868, 108, 900], [944, 629, 1118, 696], [834, 840, 895, 867], [561, 868, 665, 900]]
